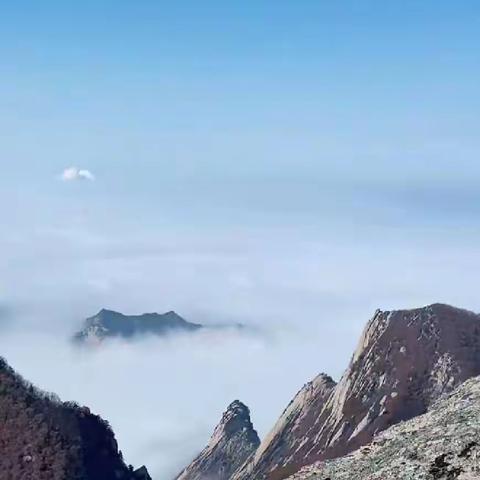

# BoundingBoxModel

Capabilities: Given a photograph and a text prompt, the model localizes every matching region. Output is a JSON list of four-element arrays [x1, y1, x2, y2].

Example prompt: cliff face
[[0, 357, 150, 480], [176, 400, 260, 480], [234, 374, 336, 480], [236, 303, 480, 479], [287, 375, 480, 480]]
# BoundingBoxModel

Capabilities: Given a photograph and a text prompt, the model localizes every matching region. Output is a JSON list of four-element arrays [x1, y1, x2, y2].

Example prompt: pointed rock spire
[[176, 400, 260, 480]]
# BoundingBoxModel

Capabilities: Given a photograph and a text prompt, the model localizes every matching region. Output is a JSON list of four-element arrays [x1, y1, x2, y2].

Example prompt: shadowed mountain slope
[[74, 309, 202, 344], [0, 356, 150, 480]]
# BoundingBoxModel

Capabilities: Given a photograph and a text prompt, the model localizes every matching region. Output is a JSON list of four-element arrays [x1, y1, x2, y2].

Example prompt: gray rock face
[[176, 400, 260, 480], [236, 303, 480, 479], [287, 375, 480, 480], [74, 309, 202, 344]]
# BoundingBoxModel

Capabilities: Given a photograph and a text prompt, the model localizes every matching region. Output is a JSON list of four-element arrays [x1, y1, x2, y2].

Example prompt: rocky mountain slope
[[234, 303, 480, 479], [73, 309, 202, 344], [287, 375, 480, 480], [180, 303, 480, 480], [176, 400, 260, 480], [239, 373, 337, 480], [0, 356, 151, 480]]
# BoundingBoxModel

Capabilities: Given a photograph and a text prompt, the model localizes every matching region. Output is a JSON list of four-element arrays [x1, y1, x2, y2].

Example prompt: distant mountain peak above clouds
[[73, 309, 202, 344], [73, 308, 249, 344]]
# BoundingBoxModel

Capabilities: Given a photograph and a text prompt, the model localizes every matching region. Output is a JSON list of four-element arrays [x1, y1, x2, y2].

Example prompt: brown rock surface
[[286, 375, 480, 480], [236, 303, 480, 479]]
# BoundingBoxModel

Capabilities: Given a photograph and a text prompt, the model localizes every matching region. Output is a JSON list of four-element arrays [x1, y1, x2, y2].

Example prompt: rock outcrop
[[74, 308, 202, 344], [287, 375, 480, 480], [0, 356, 150, 480], [235, 374, 336, 480], [176, 400, 260, 480], [235, 303, 480, 479], [133, 466, 153, 480]]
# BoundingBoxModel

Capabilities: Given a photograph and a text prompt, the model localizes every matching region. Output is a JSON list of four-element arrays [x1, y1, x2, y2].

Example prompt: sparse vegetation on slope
[[0, 357, 150, 480]]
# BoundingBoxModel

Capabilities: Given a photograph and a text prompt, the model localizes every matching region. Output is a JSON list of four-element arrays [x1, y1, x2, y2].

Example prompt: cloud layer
[[3, 186, 480, 479], [0, 325, 347, 479]]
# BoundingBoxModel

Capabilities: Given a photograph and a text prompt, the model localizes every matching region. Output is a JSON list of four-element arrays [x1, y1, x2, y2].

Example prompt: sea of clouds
[[2, 189, 480, 478]]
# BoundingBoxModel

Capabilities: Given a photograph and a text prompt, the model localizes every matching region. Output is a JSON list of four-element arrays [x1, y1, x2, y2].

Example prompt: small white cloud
[[61, 167, 95, 182]]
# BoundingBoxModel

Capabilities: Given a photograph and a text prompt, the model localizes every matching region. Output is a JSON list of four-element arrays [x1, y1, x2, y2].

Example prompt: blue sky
[[1, 0, 480, 315], [0, 0, 479, 317], [1, 2, 480, 476], [2, 1, 479, 197]]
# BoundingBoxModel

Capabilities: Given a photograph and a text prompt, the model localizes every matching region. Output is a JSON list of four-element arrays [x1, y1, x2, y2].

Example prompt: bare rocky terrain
[[176, 400, 260, 480], [234, 373, 336, 480], [181, 303, 480, 480], [287, 375, 480, 480]]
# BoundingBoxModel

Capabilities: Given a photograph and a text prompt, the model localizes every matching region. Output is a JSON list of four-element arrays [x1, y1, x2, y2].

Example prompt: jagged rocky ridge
[[74, 309, 202, 344], [181, 303, 480, 480], [0, 356, 151, 480], [74, 309, 247, 344], [236, 373, 337, 480], [236, 303, 480, 479], [287, 375, 480, 479], [176, 400, 260, 480]]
